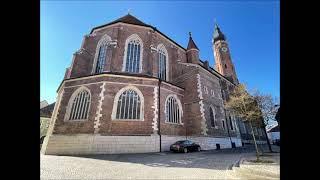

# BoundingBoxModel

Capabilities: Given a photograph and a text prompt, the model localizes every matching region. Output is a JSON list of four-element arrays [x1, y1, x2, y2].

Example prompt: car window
[[175, 141, 185, 144]]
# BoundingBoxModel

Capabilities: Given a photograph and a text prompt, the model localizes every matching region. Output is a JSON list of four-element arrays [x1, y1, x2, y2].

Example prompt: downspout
[[158, 79, 161, 152]]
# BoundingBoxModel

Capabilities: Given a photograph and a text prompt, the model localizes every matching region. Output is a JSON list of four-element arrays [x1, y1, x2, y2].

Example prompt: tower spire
[[187, 32, 199, 50], [186, 32, 200, 64], [212, 22, 238, 84], [213, 21, 226, 42]]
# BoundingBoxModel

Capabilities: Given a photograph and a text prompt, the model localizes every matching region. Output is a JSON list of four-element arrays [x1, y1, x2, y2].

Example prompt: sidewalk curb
[[228, 156, 243, 170]]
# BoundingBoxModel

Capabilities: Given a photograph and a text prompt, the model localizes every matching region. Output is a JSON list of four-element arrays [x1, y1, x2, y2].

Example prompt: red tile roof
[[187, 36, 199, 50]]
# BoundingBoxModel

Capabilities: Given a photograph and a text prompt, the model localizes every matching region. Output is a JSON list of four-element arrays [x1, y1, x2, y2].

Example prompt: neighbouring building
[[41, 14, 266, 155], [275, 107, 280, 129], [40, 103, 55, 139], [267, 124, 280, 144], [40, 100, 49, 109]]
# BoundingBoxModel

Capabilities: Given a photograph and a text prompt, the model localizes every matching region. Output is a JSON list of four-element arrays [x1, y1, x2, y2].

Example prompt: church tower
[[212, 23, 239, 84]]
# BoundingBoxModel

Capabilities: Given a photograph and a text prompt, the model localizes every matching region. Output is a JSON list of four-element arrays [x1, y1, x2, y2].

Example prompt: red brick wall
[[54, 75, 186, 136], [159, 82, 186, 136], [69, 23, 188, 83]]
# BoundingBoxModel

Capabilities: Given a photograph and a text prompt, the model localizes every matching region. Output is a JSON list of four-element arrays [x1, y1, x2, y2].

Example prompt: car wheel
[[197, 147, 201, 152], [184, 148, 188, 153]]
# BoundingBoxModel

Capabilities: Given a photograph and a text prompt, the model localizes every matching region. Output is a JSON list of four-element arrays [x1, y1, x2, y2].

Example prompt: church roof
[[90, 14, 187, 51], [213, 23, 226, 42], [104, 14, 149, 27], [187, 32, 199, 50]]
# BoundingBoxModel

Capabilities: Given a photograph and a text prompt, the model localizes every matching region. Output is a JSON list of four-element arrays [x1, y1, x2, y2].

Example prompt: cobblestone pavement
[[41, 145, 279, 180]]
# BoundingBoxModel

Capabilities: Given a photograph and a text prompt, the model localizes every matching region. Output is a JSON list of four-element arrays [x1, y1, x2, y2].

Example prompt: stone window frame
[[232, 115, 239, 132], [122, 34, 144, 73], [209, 105, 218, 129], [111, 85, 144, 121], [157, 43, 169, 81], [211, 89, 215, 97], [222, 119, 226, 130], [203, 86, 208, 94], [91, 34, 112, 74], [228, 115, 234, 131], [64, 86, 92, 122], [164, 94, 183, 125]]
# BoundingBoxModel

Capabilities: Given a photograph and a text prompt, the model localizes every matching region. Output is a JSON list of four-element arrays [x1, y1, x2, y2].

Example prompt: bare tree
[[253, 90, 279, 152], [253, 90, 278, 127], [225, 84, 263, 161]]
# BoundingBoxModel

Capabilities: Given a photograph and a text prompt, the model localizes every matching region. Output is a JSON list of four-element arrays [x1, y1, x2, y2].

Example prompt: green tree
[[225, 84, 263, 161]]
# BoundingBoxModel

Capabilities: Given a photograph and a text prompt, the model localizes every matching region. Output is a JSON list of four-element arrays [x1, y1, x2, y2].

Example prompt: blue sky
[[41, 1, 279, 104]]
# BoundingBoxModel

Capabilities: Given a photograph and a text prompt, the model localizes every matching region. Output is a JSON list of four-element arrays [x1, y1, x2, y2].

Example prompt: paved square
[[41, 145, 279, 179]]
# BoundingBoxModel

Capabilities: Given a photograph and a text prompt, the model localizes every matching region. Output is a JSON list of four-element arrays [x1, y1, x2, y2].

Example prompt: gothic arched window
[[123, 34, 143, 73], [67, 88, 91, 120], [165, 95, 182, 124], [114, 88, 143, 120], [93, 34, 112, 74], [95, 44, 107, 73], [157, 44, 168, 81]]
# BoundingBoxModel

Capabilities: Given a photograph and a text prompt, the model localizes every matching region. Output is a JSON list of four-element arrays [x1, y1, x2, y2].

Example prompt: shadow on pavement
[[59, 144, 279, 170]]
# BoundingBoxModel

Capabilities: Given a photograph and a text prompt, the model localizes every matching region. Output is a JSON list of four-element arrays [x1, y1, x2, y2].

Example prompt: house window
[[209, 107, 215, 127], [165, 96, 182, 124], [157, 44, 168, 81], [95, 44, 107, 73], [123, 34, 143, 73], [225, 64, 227, 69], [69, 89, 91, 120], [115, 89, 141, 120]]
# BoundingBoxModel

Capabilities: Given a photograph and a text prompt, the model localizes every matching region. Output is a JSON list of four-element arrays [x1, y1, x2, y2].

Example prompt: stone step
[[240, 164, 279, 178], [232, 167, 279, 180], [225, 169, 242, 179]]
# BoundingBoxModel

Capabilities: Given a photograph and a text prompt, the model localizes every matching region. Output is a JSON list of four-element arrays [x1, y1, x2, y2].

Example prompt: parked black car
[[170, 140, 201, 153], [273, 139, 280, 146]]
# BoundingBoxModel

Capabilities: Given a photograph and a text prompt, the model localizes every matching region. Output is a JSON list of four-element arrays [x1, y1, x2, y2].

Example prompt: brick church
[[41, 14, 267, 155]]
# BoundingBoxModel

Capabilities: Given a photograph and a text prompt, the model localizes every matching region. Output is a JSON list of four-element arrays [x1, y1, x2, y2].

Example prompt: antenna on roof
[[127, 8, 131, 15]]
